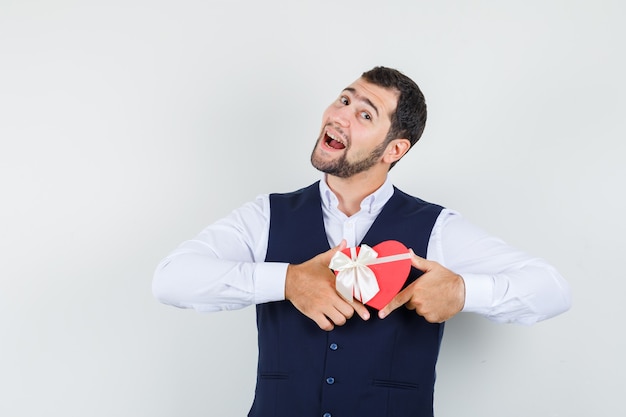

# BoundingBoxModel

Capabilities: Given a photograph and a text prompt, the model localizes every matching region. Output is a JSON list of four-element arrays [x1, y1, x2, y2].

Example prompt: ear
[[383, 139, 411, 165]]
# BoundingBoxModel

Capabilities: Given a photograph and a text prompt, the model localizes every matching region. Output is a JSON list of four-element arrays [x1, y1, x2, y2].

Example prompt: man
[[153, 66, 571, 417]]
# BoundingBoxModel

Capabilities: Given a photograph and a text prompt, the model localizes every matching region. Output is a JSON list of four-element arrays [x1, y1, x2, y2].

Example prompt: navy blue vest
[[249, 182, 444, 417]]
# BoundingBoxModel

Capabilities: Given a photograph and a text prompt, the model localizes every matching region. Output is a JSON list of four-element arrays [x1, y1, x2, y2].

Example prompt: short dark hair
[[361, 66, 427, 167]]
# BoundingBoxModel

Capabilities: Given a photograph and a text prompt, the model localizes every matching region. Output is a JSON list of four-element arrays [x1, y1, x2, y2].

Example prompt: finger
[[409, 249, 432, 272], [322, 239, 348, 264], [314, 314, 335, 331], [332, 239, 347, 253], [334, 298, 356, 320], [378, 286, 413, 319], [350, 299, 371, 321], [325, 307, 349, 327], [332, 292, 370, 322]]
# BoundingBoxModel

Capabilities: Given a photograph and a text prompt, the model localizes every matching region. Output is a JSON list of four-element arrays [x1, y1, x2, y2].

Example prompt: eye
[[360, 111, 372, 121], [340, 96, 349, 105]]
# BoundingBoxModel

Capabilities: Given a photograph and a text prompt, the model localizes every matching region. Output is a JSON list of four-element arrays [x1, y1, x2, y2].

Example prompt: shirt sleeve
[[152, 194, 288, 312], [427, 209, 572, 325]]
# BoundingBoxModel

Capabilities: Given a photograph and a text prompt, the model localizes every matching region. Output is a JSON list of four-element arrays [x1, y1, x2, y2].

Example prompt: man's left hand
[[378, 250, 465, 323]]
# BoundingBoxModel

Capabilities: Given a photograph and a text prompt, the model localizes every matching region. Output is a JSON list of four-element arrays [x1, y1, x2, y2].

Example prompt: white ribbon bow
[[329, 244, 381, 304]]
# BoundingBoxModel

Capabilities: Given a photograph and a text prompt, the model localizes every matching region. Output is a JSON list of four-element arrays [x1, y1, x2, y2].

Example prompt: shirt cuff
[[460, 273, 494, 313], [253, 262, 289, 304]]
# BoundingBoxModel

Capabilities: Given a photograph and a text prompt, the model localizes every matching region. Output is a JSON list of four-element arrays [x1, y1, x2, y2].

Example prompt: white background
[[1, 1, 624, 416]]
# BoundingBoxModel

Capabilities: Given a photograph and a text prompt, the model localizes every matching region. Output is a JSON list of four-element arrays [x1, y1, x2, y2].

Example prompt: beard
[[310, 136, 388, 179]]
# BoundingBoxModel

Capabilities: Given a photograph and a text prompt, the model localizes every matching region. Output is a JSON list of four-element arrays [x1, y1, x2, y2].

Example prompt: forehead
[[343, 78, 399, 120]]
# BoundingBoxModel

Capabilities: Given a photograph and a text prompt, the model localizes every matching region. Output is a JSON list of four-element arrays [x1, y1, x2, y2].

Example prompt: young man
[[153, 67, 571, 417]]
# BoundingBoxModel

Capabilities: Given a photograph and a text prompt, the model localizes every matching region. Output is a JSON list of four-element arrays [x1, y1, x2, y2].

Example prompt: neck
[[326, 170, 388, 217]]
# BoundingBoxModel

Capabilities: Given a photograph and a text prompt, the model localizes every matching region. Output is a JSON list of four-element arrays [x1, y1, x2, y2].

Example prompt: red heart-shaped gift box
[[334, 240, 412, 310]]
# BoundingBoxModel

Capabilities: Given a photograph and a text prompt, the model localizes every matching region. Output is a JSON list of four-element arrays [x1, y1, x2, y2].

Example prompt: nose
[[329, 104, 351, 127]]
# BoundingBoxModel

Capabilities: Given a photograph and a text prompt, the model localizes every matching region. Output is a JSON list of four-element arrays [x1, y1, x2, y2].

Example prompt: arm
[[152, 195, 286, 312], [152, 195, 370, 329], [381, 210, 572, 325]]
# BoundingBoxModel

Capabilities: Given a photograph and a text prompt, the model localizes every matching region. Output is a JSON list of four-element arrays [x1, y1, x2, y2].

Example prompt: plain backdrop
[[1, 1, 625, 416]]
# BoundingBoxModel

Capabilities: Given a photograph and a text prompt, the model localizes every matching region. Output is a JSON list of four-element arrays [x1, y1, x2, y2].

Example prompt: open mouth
[[324, 131, 346, 150]]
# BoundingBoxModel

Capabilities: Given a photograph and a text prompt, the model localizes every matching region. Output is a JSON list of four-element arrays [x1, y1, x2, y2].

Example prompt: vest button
[[329, 343, 338, 351], [326, 377, 335, 385]]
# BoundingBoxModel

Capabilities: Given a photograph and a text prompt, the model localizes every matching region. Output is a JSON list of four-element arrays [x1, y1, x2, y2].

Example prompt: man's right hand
[[285, 240, 370, 331]]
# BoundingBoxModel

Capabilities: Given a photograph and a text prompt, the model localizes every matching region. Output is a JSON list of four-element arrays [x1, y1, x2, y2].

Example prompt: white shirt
[[153, 176, 571, 325]]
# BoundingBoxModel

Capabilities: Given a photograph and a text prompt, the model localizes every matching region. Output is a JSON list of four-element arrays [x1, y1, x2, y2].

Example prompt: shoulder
[[391, 186, 445, 213], [269, 181, 321, 209], [270, 181, 320, 198]]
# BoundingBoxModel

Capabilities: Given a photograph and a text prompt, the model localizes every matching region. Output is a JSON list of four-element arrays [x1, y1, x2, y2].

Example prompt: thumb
[[409, 249, 432, 272], [322, 239, 347, 265]]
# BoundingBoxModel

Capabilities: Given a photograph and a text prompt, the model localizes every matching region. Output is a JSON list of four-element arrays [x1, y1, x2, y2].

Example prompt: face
[[310, 78, 399, 178]]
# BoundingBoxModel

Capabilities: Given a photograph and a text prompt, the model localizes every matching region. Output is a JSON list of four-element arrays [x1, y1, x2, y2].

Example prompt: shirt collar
[[318, 174, 394, 216]]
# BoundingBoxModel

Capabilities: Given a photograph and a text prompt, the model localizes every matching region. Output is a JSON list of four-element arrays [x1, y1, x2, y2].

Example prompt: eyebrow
[[343, 87, 379, 117]]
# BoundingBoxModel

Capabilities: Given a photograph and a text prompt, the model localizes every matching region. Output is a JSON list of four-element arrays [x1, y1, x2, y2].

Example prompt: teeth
[[327, 131, 345, 145]]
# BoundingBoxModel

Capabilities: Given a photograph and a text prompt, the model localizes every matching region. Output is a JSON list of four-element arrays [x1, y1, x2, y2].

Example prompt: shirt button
[[323, 413, 332, 417], [329, 343, 338, 351], [326, 377, 335, 385]]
